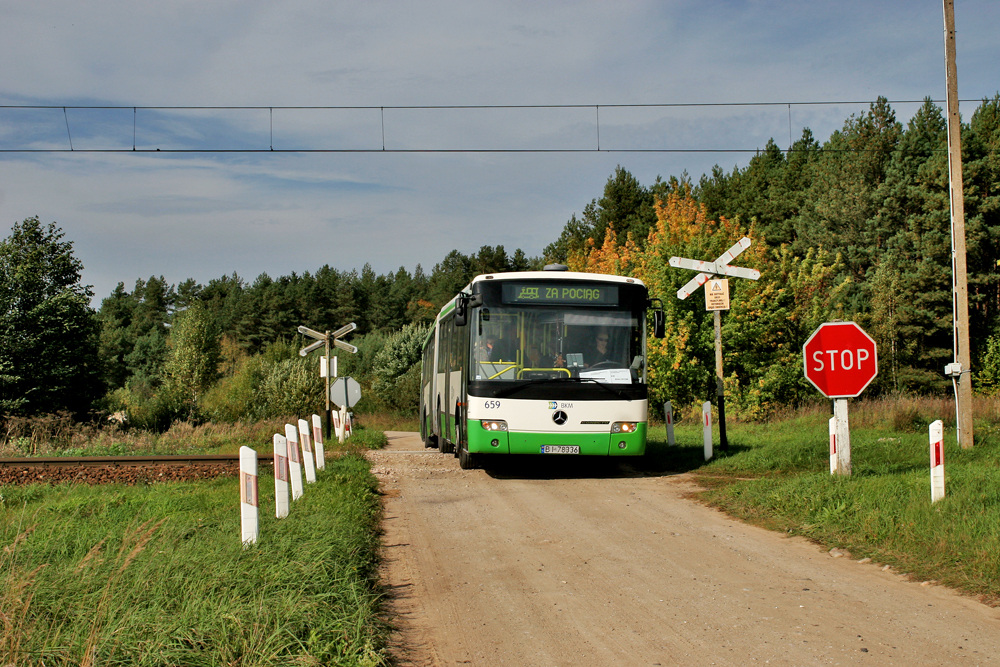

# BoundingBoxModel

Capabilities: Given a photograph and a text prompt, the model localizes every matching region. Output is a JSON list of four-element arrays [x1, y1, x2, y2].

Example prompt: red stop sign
[[803, 322, 878, 398]]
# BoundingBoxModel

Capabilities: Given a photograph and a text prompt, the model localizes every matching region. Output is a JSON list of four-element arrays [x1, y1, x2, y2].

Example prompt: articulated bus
[[420, 265, 664, 469]]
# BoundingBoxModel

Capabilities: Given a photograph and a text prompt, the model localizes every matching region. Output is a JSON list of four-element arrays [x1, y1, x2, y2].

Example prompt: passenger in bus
[[526, 343, 564, 368], [475, 337, 495, 362], [491, 324, 518, 362]]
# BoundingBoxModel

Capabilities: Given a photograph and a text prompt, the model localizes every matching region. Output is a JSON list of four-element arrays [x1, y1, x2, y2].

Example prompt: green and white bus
[[420, 266, 664, 469]]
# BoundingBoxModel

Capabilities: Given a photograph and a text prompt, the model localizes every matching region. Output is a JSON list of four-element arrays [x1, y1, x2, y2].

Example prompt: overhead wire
[[0, 99, 984, 154]]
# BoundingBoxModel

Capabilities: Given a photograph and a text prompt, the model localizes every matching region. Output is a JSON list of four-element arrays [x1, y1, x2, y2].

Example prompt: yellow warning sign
[[705, 278, 730, 311]]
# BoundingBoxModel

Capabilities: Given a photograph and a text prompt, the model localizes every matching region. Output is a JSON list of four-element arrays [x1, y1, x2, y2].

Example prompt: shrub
[[370, 323, 429, 413], [978, 332, 1000, 396], [199, 341, 323, 422]]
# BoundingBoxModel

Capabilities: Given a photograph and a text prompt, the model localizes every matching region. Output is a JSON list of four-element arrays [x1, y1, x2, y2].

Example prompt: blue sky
[[1, 1, 997, 305]]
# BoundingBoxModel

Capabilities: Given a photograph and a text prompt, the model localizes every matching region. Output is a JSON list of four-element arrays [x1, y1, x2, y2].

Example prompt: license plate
[[541, 445, 579, 454]]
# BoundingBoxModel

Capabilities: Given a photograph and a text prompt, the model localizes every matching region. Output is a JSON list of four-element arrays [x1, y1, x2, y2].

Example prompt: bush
[[199, 341, 323, 422], [370, 323, 429, 413], [978, 332, 1000, 396], [106, 383, 182, 432], [258, 358, 324, 418]]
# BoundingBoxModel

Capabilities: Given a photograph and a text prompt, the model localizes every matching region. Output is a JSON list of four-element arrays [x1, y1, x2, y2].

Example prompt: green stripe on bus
[[468, 422, 646, 456]]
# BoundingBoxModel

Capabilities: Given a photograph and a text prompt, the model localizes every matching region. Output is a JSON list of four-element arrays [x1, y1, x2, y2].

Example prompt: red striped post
[[298, 418, 316, 484], [702, 401, 713, 461], [312, 414, 326, 470], [239, 446, 259, 547], [930, 420, 945, 503], [664, 401, 675, 447], [829, 416, 838, 474], [273, 433, 290, 519], [285, 423, 304, 501]]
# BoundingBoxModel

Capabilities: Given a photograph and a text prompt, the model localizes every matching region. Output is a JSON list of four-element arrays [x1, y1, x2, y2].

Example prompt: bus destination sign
[[502, 283, 619, 306]]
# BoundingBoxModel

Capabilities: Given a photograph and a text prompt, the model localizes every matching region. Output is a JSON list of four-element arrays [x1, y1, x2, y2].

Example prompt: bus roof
[[468, 270, 645, 288], [435, 270, 646, 321]]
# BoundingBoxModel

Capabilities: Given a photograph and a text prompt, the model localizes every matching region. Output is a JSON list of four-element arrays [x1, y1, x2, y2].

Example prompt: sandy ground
[[369, 431, 1000, 666]]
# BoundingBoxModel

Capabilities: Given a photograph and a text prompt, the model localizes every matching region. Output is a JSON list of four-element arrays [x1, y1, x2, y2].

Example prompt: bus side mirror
[[649, 298, 665, 338], [653, 310, 665, 339], [455, 293, 482, 327]]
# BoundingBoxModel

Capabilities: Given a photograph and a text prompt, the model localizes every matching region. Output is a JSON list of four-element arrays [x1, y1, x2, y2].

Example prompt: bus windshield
[[470, 301, 645, 385]]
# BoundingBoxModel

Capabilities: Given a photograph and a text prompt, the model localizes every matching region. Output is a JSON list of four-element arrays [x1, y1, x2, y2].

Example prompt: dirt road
[[370, 432, 999, 666]]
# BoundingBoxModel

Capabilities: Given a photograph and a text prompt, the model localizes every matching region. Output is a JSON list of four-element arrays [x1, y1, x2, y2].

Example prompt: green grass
[[5, 402, 999, 666], [0, 452, 388, 666], [645, 405, 1000, 605]]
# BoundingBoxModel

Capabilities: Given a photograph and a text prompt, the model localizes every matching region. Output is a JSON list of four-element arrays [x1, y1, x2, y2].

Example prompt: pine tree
[[0, 217, 102, 415]]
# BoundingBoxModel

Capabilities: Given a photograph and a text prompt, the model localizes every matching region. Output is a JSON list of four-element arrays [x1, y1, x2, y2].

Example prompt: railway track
[[0, 453, 272, 486]]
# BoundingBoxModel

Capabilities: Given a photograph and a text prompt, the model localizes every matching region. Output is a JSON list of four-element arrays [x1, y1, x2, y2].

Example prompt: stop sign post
[[803, 322, 878, 475]]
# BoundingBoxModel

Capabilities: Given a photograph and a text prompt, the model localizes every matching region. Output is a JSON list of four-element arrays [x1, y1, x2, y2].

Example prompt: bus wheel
[[451, 403, 463, 458], [458, 441, 477, 470], [422, 410, 437, 449]]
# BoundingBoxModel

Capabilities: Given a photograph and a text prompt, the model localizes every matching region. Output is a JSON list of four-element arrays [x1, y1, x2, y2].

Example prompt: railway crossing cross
[[669, 237, 761, 451], [299, 322, 358, 440]]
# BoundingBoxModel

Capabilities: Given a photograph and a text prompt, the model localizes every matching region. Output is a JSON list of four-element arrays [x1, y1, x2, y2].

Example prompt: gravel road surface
[[370, 431, 999, 666]]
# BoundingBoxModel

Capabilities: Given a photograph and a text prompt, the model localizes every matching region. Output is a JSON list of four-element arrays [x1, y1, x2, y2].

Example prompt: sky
[[1, 1, 998, 306]]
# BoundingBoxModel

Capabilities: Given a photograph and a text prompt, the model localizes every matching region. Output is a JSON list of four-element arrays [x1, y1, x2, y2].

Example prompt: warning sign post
[[705, 278, 730, 311]]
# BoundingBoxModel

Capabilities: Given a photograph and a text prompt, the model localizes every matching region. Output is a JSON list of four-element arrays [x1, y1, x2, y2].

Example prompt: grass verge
[[1, 452, 388, 666], [645, 404, 1000, 606]]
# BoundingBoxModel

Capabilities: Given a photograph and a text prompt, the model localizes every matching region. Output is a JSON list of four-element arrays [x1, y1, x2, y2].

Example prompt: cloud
[[1, 0, 998, 306]]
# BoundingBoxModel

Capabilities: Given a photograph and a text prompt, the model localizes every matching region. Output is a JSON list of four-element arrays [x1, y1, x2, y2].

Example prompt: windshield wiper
[[568, 376, 633, 399]]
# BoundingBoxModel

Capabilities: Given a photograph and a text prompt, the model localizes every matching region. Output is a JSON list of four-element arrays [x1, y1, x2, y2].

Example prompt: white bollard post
[[312, 414, 326, 470], [239, 446, 259, 547], [930, 420, 945, 503], [829, 416, 838, 474], [273, 434, 290, 519], [298, 418, 317, 484], [334, 409, 345, 444], [702, 401, 713, 461], [664, 401, 675, 447], [285, 423, 304, 501], [345, 411, 353, 439]]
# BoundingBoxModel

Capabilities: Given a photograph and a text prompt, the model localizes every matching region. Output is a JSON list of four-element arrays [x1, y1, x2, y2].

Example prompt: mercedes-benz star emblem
[[552, 410, 568, 425]]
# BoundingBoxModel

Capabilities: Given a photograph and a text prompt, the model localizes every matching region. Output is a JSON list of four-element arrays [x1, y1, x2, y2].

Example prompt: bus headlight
[[611, 422, 637, 434], [481, 420, 508, 432]]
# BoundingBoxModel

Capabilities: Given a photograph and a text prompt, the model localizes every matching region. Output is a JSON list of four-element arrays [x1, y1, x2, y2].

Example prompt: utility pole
[[942, 0, 974, 448]]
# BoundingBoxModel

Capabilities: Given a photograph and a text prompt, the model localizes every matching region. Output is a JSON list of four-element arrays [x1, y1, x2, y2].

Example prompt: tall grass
[[0, 453, 388, 666], [1, 417, 305, 457], [1, 414, 400, 458]]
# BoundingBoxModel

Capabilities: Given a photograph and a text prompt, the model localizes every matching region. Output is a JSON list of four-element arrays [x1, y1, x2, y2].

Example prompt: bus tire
[[452, 403, 464, 459], [422, 410, 438, 449], [458, 441, 477, 470], [438, 398, 454, 453]]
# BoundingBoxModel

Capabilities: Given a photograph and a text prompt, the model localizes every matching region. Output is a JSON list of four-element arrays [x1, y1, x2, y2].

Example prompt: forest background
[[3, 95, 1000, 436]]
